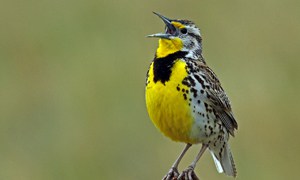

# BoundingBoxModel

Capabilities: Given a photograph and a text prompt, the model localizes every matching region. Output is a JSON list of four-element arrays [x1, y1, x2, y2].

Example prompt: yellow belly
[[146, 60, 195, 143]]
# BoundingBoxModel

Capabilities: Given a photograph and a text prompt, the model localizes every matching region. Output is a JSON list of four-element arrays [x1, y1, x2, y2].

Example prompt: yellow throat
[[156, 38, 183, 58]]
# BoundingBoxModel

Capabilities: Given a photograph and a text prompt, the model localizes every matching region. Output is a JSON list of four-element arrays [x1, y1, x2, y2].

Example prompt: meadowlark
[[145, 12, 238, 180]]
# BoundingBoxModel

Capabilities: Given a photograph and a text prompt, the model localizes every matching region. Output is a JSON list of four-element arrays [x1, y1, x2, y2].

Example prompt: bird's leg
[[163, 143, 192, 180], [178, 144, 208, 180]]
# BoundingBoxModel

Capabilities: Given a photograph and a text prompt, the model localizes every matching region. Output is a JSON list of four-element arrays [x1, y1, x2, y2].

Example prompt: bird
[[145, 12, 238, 180]]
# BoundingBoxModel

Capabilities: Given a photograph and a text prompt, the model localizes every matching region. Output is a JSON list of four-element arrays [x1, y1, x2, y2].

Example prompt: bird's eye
[[180, 28, 187, 34]]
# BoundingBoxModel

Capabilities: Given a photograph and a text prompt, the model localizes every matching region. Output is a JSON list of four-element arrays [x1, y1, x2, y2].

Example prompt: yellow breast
[[146, 60, 195, 143]]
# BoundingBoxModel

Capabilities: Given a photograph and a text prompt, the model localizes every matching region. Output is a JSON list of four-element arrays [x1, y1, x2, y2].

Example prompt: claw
[[162, 167, 179, 180], [178, 166, 199, 180]]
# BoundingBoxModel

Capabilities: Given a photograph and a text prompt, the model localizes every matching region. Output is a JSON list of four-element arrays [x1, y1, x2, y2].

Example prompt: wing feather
[[196, 61, 238, 136]]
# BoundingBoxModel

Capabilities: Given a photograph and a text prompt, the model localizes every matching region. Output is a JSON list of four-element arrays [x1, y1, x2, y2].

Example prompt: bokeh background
[[1, 0, 299, 179]]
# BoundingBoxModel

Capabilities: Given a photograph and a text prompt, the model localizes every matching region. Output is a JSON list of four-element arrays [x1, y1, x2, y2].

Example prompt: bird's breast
[[145, 59, 197, 143]]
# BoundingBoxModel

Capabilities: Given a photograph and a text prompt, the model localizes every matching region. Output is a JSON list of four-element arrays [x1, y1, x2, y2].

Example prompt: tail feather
[[209, 143, 237, 177], [210, 151, 223, 173]]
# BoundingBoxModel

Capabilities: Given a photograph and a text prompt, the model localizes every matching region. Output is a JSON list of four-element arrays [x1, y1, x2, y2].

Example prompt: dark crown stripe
[[153, 51, 188, 84]]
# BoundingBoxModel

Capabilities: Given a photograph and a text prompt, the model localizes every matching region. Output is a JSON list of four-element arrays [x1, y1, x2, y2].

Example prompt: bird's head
[[148, 12, 203, 59]]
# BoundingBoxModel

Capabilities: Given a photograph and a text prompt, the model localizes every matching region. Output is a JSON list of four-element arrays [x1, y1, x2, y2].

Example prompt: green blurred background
[[0, 0, 299, 179]]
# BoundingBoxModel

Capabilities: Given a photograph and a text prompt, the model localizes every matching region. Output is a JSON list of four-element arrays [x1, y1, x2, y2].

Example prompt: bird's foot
[[162, 167, 179, 180], [177, 166, 199, 180]]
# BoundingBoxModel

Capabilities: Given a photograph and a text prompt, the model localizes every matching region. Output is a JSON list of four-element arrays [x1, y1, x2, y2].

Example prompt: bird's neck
[[153, 51, 188, 84], [156, 38, 183, 58], [182, 43, 202, 60]]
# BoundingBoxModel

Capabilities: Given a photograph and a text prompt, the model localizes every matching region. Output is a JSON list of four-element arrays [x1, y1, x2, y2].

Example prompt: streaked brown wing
[[197, 61, 238, 136]]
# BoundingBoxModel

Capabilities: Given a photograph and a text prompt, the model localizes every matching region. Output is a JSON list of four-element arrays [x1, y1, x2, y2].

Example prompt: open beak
[[147, 12, 177, 39]]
